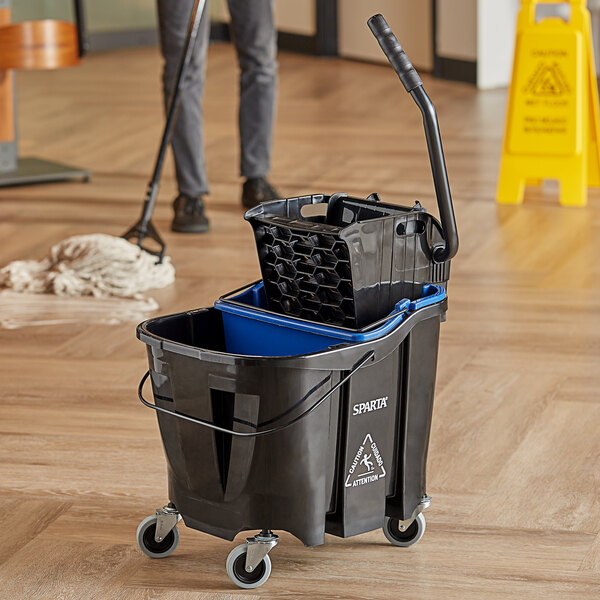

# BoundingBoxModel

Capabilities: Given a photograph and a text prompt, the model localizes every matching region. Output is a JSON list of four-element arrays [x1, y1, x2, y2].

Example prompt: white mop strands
[[0, 234, 175, 297], [0, 234, 175, 328]]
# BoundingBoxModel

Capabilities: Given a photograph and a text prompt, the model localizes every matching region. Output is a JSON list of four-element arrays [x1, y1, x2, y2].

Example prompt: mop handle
[[73, 0, 88, 57], [140, 0, 207, 224], [138, 351, 375, 438], [368, 14, 459, 263]]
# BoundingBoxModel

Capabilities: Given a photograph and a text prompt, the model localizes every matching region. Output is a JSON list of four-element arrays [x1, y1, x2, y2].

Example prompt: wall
[[338, 0, 433, 71], [12, 0, 156, 32], [11, 0, 70, 22], [211, 0, 315, 35], [477, 0, 519, 89], [435, 0, 518, 89], [436, 0, 477, 62], [274, 0, 315, 35], [86, 1, 155, 33], [11, 0, 317, 54]]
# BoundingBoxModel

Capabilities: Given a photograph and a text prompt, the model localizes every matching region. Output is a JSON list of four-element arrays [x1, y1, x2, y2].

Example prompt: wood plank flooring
[[0, 43, 599, 599]]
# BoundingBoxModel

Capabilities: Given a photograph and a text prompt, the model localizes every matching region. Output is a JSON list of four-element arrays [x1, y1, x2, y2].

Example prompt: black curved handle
[[138, 350, 375, 438], [368, 14, 458, 263], [367, 14, 422, 92]]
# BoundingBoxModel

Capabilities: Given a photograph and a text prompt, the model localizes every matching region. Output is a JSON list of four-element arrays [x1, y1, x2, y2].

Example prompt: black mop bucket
[[136, 283, 447, 547]]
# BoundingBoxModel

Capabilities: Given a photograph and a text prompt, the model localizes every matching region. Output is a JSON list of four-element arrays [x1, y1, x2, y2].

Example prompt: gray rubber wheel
[[383, 513, 426, 547], [136, 515, 179, 558], [226, 544, 272, 589]]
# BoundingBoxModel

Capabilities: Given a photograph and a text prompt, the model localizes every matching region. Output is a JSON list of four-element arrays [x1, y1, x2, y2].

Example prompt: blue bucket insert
[[214, 282, 445, 357]]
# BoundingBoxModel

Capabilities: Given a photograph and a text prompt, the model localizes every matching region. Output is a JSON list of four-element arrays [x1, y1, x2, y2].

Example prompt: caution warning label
[[345, 433, 386, 488], [524, 61, 570, 97]]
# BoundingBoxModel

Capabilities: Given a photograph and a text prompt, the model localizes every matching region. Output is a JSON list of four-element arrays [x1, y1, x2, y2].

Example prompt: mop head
[[0, 233, 175, 298]]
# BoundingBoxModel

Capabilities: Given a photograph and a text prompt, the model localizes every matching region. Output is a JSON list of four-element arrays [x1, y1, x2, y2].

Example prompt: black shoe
[[171, 193, 210, 233], [241, 177, 280, 209]]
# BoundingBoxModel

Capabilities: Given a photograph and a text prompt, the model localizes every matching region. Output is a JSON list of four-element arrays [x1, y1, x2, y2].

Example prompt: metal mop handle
[[73, 0, 88, 57], [149, 0, 206, 202], [123, 0, 207, 260]]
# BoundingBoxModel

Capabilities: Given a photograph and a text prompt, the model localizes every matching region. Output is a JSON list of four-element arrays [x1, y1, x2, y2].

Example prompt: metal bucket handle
[[138, 350, 374, 437]]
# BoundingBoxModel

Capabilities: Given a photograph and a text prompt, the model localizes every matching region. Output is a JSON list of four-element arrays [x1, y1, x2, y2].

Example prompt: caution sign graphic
[[345, 433, 386, 488], [497, 0, 600, 206], [524, 61, 570, 96]]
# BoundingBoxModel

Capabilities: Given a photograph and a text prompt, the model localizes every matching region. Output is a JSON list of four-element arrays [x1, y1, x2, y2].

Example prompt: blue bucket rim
[[214, 281, 445, 343]]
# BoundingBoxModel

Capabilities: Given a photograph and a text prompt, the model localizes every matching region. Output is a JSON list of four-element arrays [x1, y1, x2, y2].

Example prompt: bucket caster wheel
[[136, 506, 181, 558], [226, 544, 272, 589], [226, 530, 278, 589], [383, 512, 426, 547]]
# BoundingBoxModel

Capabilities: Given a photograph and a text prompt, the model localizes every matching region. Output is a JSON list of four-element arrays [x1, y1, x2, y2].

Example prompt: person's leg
[[227, 0, 278, 184], [157, 0, 210, 197]]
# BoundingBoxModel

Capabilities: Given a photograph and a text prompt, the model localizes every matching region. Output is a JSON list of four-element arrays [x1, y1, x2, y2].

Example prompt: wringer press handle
[[368, 14, 459, 263]]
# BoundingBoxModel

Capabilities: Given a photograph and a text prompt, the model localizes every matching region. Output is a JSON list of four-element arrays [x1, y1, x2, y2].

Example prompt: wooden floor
[[1, 43, 600, 599]]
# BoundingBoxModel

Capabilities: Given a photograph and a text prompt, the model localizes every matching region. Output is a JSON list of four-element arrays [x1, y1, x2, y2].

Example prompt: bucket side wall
[[148, 348, 341, 547]]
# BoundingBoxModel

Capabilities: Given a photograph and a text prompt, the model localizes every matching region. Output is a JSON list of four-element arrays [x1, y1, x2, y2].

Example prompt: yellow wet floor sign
[[497, 0, 600, 206]]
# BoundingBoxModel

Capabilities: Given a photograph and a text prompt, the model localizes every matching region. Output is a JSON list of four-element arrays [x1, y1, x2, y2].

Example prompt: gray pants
[[157, 0, 277, 197]]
